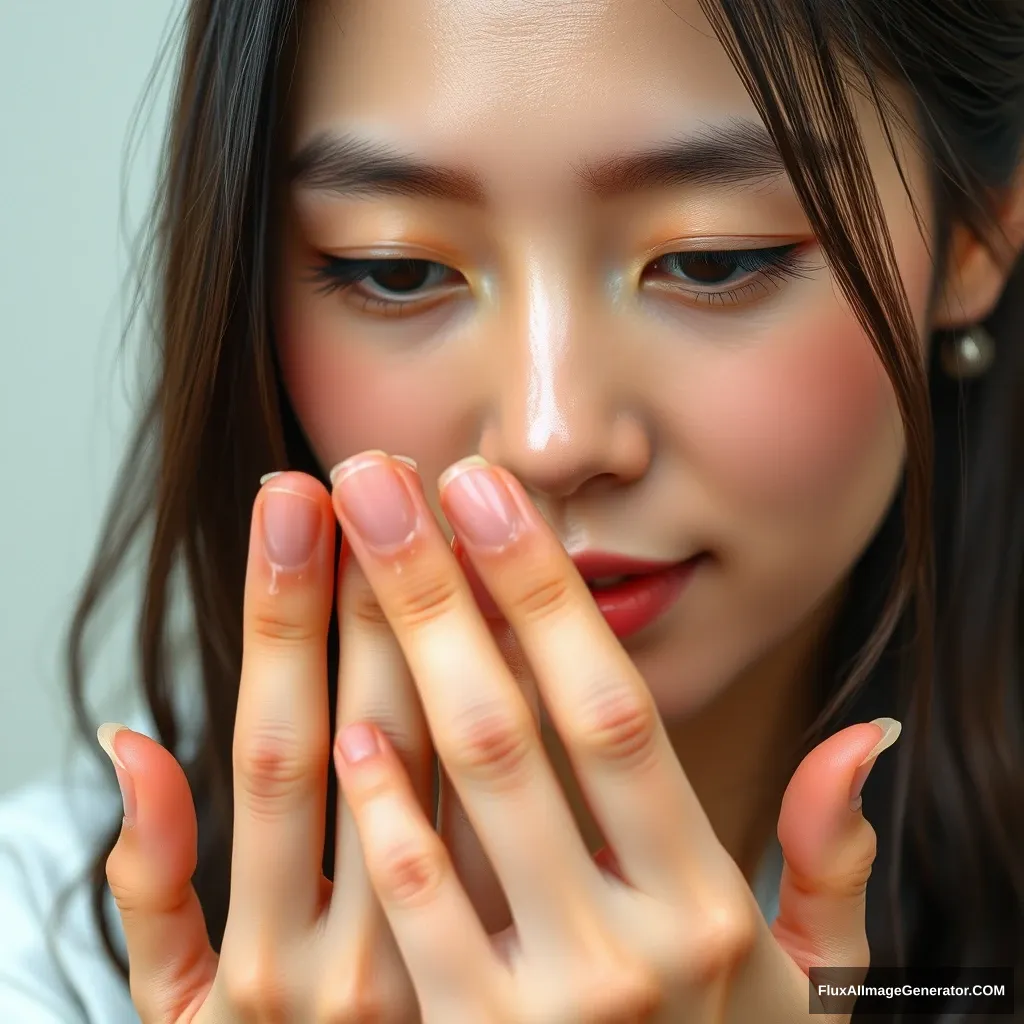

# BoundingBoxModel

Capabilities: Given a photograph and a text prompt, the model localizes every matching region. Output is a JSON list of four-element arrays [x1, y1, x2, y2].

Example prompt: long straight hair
[[58, 1, 1024, 1019]]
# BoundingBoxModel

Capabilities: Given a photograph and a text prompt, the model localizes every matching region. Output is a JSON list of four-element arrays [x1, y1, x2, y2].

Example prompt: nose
[[476, 277, 652, 500]]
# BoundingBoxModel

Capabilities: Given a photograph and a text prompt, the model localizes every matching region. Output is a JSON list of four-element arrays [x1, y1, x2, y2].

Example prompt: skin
[[274, 0, 927, 875], [98, 0, 1024, 1020]]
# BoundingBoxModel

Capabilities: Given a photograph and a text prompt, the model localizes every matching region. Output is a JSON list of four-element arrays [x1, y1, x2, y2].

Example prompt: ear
[[934, 166, 1024, 329]]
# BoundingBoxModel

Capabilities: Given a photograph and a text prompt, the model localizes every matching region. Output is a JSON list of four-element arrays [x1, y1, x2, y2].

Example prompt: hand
[[100, 467, 510, 1022], [327, 451, 900, 1023]]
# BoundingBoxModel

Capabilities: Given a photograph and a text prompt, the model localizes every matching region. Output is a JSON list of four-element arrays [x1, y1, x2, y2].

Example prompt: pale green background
[[1, 1, 182, 794]]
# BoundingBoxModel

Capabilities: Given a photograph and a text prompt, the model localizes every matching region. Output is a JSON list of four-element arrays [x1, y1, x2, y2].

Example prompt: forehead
[[289, 0, 759, 179]]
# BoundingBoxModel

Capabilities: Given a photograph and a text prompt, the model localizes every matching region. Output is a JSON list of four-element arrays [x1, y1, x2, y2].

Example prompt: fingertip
[[101, 729, 197, 847], [391, 455, 423, 491], [97, 723, 138, 828], [778, 720, 897, 877], [244, 474, 336, 640], [97, 721, 131, 770], [335, 721, 390, 776], [258, 469, 332, 502]]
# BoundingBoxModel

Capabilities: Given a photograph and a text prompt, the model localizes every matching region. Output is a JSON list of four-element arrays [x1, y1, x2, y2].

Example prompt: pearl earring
[[940, 324, 996, 379]]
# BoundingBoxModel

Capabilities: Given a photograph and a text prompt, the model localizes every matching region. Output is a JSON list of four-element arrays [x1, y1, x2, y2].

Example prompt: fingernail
[[391, 455, 424, 492], [439, 457, 522, 550], [97, 723, 137, 828], [260, 471, 283, 485], [850, 717, 902, 810], [337, 722, 381, 766], [262, 488, 322, 569], [333, 454, 418, 552], [329, 450, 387, 487]]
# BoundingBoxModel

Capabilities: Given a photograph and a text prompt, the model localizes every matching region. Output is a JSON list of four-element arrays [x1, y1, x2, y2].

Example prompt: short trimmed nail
[[392, 455, 418, 469], [334, 455, 418, 551], [850, 717, 902, 810], [338, 722, 381, 766], [329, 450, 387, 487], [440, 457, 522, 550], [97, 723, 137, 827], [262, 489, 321, 568]]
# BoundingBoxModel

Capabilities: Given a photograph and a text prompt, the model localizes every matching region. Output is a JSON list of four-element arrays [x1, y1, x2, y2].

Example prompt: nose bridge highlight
[[483, 262, 637, 493], [523, 270, 573, 454]]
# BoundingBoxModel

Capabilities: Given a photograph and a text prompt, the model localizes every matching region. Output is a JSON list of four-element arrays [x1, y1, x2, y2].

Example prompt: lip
[[568, 552, 681, 578], [583, 558, 701, 639], [452, 539, 702, 640]]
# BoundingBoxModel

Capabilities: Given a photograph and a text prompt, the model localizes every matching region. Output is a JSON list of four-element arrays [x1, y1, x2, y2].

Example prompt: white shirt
[[0, 722, 783, 1023]]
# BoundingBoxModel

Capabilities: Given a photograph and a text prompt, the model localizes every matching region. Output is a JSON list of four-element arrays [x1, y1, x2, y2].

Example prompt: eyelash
[[307, 243, 816, 317]]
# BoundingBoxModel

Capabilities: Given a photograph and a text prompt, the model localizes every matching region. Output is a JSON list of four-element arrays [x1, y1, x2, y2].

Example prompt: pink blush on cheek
[[683, 314, 902, 510], [274, 326, 464, 474]]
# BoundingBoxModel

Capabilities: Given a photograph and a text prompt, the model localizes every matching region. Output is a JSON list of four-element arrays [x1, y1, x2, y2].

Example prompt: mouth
[[571, 553, 683, 586], [571, 552, 707, 639], [452, 538, 706, 641]]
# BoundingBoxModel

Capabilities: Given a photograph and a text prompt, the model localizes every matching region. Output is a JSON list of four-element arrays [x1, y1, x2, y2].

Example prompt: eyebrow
[[287, 119, 788, 203]]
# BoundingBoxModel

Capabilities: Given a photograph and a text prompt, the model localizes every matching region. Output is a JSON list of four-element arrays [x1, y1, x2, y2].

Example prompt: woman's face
[[275, 0, 934, 721]]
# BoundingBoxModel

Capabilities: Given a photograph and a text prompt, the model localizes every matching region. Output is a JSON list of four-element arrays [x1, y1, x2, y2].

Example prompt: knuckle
[[510, 572, 573, 623], [315, 948, 415, 1023], [106, 846, 197, 921], [440, 701, 535, 786], [249, 605, 321, 646], [570, 681, 660, 767], [103, 847, 138, 913], [349, 588, 392, 630], [221, 943, 292, 1018], [530, 955, 662, 1024], [581, 965, 662, 1022], [314, 985, 389, 1024], [787, 823, 877, 903], [685, 893, 759, 982], [370, 834, 447, 909], [235, 721, 323, 813], [846, 820, 879, 888], [391, 570, 461, 629], [107, 872, 181, 921]]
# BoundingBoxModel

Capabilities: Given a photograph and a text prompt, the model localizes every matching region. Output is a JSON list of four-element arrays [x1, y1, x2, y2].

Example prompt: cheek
[[676, 309, 903, 520], [275, 301, 458, 471]]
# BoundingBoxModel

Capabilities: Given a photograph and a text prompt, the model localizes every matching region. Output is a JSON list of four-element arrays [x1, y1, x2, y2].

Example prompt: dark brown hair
[[58, 1, 1024, 1019]]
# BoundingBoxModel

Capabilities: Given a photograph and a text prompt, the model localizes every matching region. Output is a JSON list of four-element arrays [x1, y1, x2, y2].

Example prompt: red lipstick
[[569, 551, 702, 639], [452, 540, 702, 640]]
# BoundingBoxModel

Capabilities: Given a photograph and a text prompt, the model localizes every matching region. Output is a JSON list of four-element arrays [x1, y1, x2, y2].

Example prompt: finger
[[330, 451, 601, 953], [772, 718, 902, 974], [440, 456, 719, 897], [229, 472, 335, 938], [334, 721, 503, 1022], [98, 724, 217, 1023], [439, 618, 535, 936], [331, 467, 512, 942], [324, 532, 431, 1012]]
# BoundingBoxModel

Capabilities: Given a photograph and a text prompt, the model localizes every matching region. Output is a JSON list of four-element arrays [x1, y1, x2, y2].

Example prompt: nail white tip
[[329, 450, 389, 486], [438, 455, 491, 492], [392, 455, 419, 470], [97, 722, 129, 770], [260, 471, 283, 485], [863, 717, 902, 762]]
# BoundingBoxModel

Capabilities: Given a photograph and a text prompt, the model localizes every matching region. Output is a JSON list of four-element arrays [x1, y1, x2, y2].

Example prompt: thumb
[[97, 723, 217, 1022], [771, 717, 902, 975]]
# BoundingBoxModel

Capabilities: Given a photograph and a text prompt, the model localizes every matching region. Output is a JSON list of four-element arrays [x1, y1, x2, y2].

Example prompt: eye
[[645, 243, 814, 305], [308, 256, 462, 314]]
